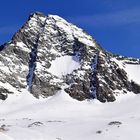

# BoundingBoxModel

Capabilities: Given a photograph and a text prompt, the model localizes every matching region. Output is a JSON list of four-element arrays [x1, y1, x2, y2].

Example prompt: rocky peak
[[0, 12, 140, 102], [30, 11, 46, 17]]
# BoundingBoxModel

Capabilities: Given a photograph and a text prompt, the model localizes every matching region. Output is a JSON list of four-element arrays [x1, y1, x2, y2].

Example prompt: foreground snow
[[0, 89, 140, 140]]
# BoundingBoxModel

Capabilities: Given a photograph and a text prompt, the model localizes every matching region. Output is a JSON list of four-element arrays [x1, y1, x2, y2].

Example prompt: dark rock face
[[0, 88, 8, 100], [131, 81, 140, 94], [0, 12, 140, 102]]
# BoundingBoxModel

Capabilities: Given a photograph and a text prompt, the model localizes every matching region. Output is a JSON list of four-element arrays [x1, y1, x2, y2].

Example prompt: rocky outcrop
[[0, 12, 140, 102]]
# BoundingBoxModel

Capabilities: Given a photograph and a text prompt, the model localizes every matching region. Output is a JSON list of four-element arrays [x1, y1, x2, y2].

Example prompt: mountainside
[[0, 12, 140, 102]]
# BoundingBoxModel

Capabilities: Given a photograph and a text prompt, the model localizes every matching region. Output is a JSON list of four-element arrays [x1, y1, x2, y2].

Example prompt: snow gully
[[27, 19, 47, 91], [90, 51, 99, 99]]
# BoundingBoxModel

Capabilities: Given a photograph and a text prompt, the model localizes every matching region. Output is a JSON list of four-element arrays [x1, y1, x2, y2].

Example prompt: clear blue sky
[[0, 0, 140, 58]]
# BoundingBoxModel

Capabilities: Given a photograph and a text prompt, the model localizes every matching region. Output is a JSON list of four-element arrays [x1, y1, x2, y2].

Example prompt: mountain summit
[[0, 12, 140, 102]]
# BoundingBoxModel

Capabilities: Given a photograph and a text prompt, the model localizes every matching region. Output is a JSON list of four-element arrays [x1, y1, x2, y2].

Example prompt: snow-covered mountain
[[0, 12, 140, 103], [1, 12, 140, 140]]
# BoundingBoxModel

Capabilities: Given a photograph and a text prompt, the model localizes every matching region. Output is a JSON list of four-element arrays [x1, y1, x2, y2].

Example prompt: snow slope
[[125, 64, 140, 85], [0, 89, 140, 140], [112, 57, 140, 85]]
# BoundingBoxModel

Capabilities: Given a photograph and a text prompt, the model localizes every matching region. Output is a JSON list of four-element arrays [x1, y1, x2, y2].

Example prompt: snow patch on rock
[[48, 55, 80, 78]]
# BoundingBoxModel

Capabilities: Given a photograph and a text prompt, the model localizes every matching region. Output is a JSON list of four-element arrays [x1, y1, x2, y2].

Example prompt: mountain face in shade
[[0, 12, 140, 102]]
